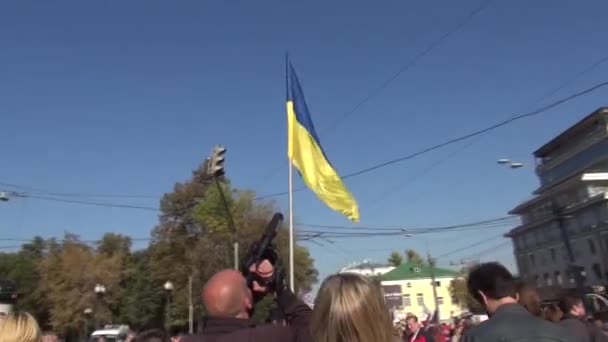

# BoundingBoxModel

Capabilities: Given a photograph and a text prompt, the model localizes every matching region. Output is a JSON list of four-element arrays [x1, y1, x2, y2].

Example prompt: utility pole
[[428, 252, 440, 322], [188, 275, 193, 334]]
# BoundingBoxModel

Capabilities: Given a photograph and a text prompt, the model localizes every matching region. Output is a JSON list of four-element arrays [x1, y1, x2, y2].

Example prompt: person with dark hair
[[545, 304, 564, 323], [558, 294, 608, 342], [135, 329, 167, 342], [517, 282, 543, 317], [463, 262, 574, 342]]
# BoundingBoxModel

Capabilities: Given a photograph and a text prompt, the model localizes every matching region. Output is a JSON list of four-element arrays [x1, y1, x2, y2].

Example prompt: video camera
[[241, 212, 285, 294]]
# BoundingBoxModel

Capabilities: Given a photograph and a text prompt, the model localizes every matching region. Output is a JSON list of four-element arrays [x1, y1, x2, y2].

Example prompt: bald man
[[183, 260, 312, 342]]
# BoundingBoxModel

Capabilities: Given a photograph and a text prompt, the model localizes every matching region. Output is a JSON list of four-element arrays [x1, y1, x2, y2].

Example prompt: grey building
[[507, 107, 608, 296]]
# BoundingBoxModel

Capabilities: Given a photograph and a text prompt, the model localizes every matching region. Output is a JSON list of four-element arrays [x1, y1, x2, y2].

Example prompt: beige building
[[381, 262, 463, 321]]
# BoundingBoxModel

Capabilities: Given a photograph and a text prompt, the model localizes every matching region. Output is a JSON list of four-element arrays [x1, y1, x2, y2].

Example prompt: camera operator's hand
[[249, 259, 274, 294]]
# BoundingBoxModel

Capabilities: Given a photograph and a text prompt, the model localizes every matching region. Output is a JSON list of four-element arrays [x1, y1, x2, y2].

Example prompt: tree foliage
[[405, 249, 426, 266], [0, 158, 318, 333], [448, 267, 485, 314], [388, 251, 403, 267]]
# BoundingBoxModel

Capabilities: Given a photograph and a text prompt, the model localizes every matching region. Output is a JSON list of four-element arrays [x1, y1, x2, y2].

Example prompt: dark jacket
[[559, 315, 608, 342], [462, 303, 576, 342], [183, 290, 311, 342], [560, 316, 591, 342]]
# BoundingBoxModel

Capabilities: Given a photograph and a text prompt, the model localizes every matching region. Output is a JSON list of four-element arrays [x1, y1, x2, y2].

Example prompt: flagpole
[[286, 52, 295, 292], [288, 160, 295, 292]]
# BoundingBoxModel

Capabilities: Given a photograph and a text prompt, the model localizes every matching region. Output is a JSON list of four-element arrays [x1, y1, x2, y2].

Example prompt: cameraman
[[183, 259, 312, 342]]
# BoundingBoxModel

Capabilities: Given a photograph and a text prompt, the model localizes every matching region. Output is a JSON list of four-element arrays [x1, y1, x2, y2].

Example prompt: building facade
[[508, 107, 608, 297], [381, 262, 463, 321]]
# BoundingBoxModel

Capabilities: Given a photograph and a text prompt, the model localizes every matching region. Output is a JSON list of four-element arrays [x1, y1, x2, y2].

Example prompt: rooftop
[[381, 262, 458, 281], [534, 107, 608, 158]]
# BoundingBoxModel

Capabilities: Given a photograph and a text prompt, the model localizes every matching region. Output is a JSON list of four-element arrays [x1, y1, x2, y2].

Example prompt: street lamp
[[164, 281, 174, 333], [94, 284, 106, 329], [83, 308, 93, 339]]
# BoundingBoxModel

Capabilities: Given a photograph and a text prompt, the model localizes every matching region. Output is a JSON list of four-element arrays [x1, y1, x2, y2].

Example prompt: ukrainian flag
[[286, 62, 360, 222]]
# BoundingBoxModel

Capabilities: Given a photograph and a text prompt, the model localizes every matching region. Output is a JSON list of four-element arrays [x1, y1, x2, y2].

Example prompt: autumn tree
[[448, 266, 485, 313], [38, 234, 127, 337], [405, 249, 426, 266], [388, 251, 403, 267]]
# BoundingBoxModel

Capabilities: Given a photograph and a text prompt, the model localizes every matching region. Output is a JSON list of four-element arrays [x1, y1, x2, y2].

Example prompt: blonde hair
[[311, 273, 396, 342], [0, 312, 42, 342]]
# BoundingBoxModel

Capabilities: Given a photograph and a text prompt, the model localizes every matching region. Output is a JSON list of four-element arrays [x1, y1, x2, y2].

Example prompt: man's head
[[405, 315, 420, 334], [558, 294, 586, 318], [203, 269, 253, 319], [467, 262, 518, 314]]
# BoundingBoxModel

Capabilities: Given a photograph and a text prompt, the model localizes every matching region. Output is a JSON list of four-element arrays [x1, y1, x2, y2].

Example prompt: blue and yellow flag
[[286, 62, 360, 222]]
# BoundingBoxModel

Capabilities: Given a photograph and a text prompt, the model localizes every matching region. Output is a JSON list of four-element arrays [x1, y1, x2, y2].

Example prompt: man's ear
[[478, 290, 488, 305]]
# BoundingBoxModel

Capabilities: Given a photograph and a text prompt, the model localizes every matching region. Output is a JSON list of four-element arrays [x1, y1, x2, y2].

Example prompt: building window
[[406, 282, 411, 288], [550, 248, 556, 262], [413, 267, 421, 273], [530, 254, 536, 267], [535, 275, 542, 288], [403, 294, 411, 307], [588, 239, 597, 255], [438, 297, 444, 305], [417, 294, 424, 306], [555, 271, 562, 285], [545, 273, 552, 286]]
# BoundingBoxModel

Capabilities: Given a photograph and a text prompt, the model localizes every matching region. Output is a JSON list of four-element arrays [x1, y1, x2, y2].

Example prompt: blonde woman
[[311, 273, 399, 342], [0, 312, 42, 342]]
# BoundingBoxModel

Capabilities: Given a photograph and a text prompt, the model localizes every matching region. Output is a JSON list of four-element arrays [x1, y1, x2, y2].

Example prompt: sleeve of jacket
[[276, 289, 313, 342]]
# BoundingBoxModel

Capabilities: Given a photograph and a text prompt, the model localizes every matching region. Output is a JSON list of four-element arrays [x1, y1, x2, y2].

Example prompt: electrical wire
[[0, 181, 159, 199], [251, 0, 493, 191], [254, 80, 608, 200], [434, 233, 505, 259]]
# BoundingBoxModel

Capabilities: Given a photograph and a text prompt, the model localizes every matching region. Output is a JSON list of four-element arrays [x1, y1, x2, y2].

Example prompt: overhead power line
[[251, 0, 493, 190], [0, 182, 159, 199], [6, 192, 160, 212], [435, 233, 505, 259], [255, 80, 608, 200], [322, 0, 493, 133], [299, 216, 516, 231]]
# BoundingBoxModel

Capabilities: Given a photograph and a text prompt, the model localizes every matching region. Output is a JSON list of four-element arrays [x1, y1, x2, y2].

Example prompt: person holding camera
[[183, 253, 312, 342]]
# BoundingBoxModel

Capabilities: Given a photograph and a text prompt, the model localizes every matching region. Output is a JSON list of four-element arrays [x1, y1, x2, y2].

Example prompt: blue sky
[[1, 0, 608, 282]]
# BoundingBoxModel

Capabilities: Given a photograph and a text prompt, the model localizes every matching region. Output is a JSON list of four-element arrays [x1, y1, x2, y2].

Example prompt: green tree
[[0, 237, 49, 328], [388, 251, 403, 267], [149, 158, 318, 327], [405, 249, 426, 266]]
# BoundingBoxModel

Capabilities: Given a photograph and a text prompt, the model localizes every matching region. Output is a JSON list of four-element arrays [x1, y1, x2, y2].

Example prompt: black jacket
[[463, 303, 576, 342], [559, 315, 608, 342], [183, 290, 311, 342]]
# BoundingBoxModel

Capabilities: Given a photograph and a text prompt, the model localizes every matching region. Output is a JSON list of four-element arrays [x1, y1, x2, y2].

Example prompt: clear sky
[[1, 0, 608, 283]]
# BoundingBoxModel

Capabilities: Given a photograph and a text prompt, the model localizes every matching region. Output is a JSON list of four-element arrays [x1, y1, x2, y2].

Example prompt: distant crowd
[[1, 261, 608, 342]]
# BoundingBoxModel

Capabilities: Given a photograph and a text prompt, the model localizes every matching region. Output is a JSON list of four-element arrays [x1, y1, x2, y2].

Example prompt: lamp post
[[83, 308, 92, 339], [93, 284, 106, 329], [164, 281, 174, 333]]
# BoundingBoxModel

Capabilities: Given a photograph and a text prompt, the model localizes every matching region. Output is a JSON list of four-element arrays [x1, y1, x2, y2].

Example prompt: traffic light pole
[[214, 178, 239, 270]]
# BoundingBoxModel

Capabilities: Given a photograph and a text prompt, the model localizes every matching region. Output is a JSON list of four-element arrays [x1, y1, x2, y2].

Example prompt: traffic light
[[208, 145, 226, 177]]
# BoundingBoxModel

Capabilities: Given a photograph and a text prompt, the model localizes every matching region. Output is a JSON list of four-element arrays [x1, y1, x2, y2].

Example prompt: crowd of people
[[0, 260, 607, 342]]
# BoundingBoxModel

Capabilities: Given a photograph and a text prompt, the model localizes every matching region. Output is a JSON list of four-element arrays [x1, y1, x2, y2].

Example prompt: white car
[[90, 325, 131, 342]]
